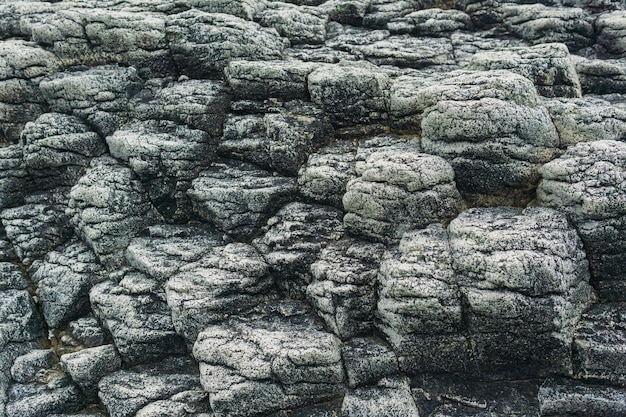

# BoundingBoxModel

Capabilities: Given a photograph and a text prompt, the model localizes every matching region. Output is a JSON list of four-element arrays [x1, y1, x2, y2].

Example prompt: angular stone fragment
[[576, 58, 626, 94], [362, 0, 416, 28], [90, 269, 187, 365], [388, 8, 472, 35], [193, 316, 345, 417], [133, 79, 231, 137], [165, 242, 272, 343], [21, 112, 106, 190], [166, 10, 286, 77], [61, 345, 121, 401], [0, 40, 61, 144], [470, 43, 582, 98], [574, 303, 626, 386], [596, 11, 626, 56], [6, 373, 83, 417], [0, 145, 29, 210], [31, 240, 105, 329], [253, 202, 344, 296], [68, 317, 106, 348], [40, 66, 142, 138], [342, 337, 399, 388], [10, 349, 55, 384], [341, 377, 419, 417], [67, 157, 157, 269], [420, 70, 560, 205], [307, 239, 385, 339], [107, 120, 216, 221], [258, 4, 327, 44], [343, 151, 462, 242], [539, 377, 626, 416], [537, 140, 626, 301]]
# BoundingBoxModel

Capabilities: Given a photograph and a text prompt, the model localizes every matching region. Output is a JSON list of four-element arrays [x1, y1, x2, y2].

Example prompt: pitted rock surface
[[1, 0, 626, 416]]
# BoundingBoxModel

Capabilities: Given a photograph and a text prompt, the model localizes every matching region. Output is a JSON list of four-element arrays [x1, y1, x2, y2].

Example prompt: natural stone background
[[0, 0, 625, 416]]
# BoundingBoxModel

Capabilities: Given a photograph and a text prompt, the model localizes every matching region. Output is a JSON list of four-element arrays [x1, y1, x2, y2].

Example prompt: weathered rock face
[[2, 0, 626, 416]]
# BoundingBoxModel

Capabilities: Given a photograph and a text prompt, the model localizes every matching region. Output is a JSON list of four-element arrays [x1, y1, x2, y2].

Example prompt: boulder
[[60, 345, 121, 401]]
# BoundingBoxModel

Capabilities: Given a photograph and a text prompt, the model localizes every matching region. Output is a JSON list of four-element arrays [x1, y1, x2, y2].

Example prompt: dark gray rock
[[307, 239, 385, 339], [574, 303, 626, 386], [193, 315, 345, 417], [388, 8, 472, 35], [188, 159, 297, 240], [10, 349, 55, 384], [420, 70, 560, 206], [165, 242, 272, 343], [107, 120, 217, 221], [31, 240, 105, 329], [537, 140, 626, 301], [342, 337, 399, 388], [0, 40, 61, 145], [39, 66, 142, 138], [0, 263, 26, 291], [258, 4, 327, 44], [90, 269, 187, 365], [343, 151, 462, 242], [21, 113, 106, 190], [253, 202, 345, 297], [596, 11, 626, 56], [68, 317, 107, 348], [166, 10, 286, 78], [192, 0, 268, 19], [539, 377, 626, 416], [362, 0, 417, 29], [319, 0, 369, 25], [576, 58, 626, 94], [0, 2, 60, 40], [6, 374, 83, 417], [469, 43, 582, 98], [0, 145, 29, 210], [61, 344, 121, 401], [132, 78, 231, 137], [451, 31, 529, 65], [341, 377, 419, 417], [67, 157, 157, 269]]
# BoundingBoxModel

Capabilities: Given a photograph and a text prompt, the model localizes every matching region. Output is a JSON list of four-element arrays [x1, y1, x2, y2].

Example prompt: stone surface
[[0, 145, 29, 210], [596, 10, 626, 56], [61, 344, 121, 401], [576, 58, 626, 94], [258, 4, 327, 44], [539, 377, 626, 416], [388, 8, 472, 35], [342, 337, 399, 388], [341, 377, 419, 417]]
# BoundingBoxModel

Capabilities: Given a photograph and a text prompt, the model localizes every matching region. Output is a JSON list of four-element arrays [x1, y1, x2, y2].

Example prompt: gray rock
[[193, 0, 268, 20], [67, 157, 157, 269], [253, 202, 345, 297], [30, 9, 171, 77], [61, 344, 121, 401], [500, 4, 594, 51], [107, 120, 216, 221], [361, 0, 416, 29], [68, 317, 107, 348], [451, 31, 528, 65], [90, 269, 187, 365], [420, 70, 560, 206], [0, 269, 41, 346], [31, 241, 105, 329], [219, 107, 333, 176], [98, 360, 208, 417], [1, 191, 74, 266], [188, 159, 297, 240], [225, 60, 321, 100], [193, 316, 345, 417], [6, 374, 83, 417], [21, 113, 106, 190], [574, 303, 626, 386], [537, 140, 626, 301], [0, 40, 61, 144], [126, 224, 226, 284], [596, 11, 626, 56], [576, 58, 626, 94], [342, 337, 399, 388], [319, 0, 369, 25], [388, 8, 472, 35], [542, 96, 626, 146], [343, 151, 462, 242], [308, 63, 391, 126], [0, 145, 29, 210], [10, 349, 55, 384], [0, 1, 60, 40], [165, 242, 272, 343], [307, 239, 385, 339], [258, 4, 327, 44], [166, 10, 286, 78], [538, 377, 626, 416], [0, 263, 26, 291], [133, 78, 231, 137], [286, 44, 361, 63], [40, 66, 142, 138], [341, 377, 419, 417], [469, 43, 582, 98]]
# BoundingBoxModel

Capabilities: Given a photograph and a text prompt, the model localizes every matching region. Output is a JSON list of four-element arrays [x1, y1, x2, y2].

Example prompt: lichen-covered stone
[[388, 8, 472, 35], [576, 58, 626, 94], [341, 377, 419, 417], [539, 377, 626, 416], [60, 345, 121, 401], [258, 4, 327, 44], [0, 146, 30, 210], [342, 337, 399, 388], [596, 11, 626, 56]]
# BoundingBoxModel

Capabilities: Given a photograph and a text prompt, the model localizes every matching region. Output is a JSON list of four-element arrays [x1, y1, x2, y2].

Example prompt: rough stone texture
[[253, 202, 345, 297], [388, 8, 472, 35], [31, 240, 105, 329], [0, 40, 61, 145], [166, 10, 286, 78], [539, 377, 626, 416], [188, 160, 297, 240], [420, 70, 560, 206], [343, 151, 463, 242], [40, 66, 142, 138], [193, 0, 268, 20], [342, 337, 399, 388], [469, 43, 582, 98], [107, 120, 216, 221], [193, 315, 345, 417], [0, 146, 30, 210], [61, 344, 121, 401], [341, 377, 419, 417], [21, 113, 106, 190], [165, 242, 273, 343], [90, 269, 187, 365], [258, 4, 327, 44], [576, 58, 626, 94], [68, 317, 107, 349], [537, 140, 626, 301], [10, 349, 55, 384], [596, 10, 626, 56], [67, 157, 157, 270], [5, 373, 83, 417]]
